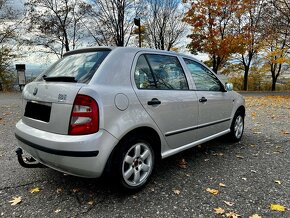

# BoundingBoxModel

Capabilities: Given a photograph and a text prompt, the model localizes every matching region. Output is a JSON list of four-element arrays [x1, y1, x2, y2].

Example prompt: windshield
[[38, 50, 110, 83]]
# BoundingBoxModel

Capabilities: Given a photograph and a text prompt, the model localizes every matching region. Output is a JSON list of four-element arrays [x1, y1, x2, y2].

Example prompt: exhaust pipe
[[16, 148, 46, 168]]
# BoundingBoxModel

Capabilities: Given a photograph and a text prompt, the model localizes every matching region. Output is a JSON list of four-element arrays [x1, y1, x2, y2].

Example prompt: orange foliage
[[183, 0, 253, 71]]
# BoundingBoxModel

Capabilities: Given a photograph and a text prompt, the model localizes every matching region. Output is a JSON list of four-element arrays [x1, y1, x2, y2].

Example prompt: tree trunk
[[271, 75, 277, 91], [63, 29, 70, 51], [243, 65, 250, 91]]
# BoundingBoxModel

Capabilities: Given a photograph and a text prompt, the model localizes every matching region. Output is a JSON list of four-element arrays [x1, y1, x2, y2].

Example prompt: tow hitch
[[16, 148, 46, 168]]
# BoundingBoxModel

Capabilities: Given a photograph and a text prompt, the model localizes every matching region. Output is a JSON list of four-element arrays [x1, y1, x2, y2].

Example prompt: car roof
[[63, 46, 199, 62]]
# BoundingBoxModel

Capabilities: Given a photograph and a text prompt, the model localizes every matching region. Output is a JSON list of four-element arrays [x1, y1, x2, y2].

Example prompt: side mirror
[[225, 83, 233, 91]]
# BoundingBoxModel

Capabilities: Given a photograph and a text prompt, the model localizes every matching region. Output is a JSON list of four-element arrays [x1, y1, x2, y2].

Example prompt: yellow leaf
[[206, 188, 219, 195], [173, 189, 181, 195], [226, 211, 241, 218], [270, 204, 285, 212], [249, 214, 262, 218], [219, 183, 226, 187], [29, 187, 41, 193], [9, 196, 22, 206], [224, 201, 234, 206], [214, 207, 225, 214], [251, 112, 257, 117]]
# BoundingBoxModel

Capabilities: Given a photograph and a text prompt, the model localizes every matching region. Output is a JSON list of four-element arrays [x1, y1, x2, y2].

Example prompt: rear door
[[132, 53, 199, 149], [183, 58, 234, 140]]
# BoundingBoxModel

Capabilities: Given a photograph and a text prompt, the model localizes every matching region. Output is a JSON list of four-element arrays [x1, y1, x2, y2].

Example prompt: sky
[[7, 0, 209, 75]]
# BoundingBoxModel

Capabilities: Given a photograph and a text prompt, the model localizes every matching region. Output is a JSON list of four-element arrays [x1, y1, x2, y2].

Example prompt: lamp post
[[134, 18, 141, 48]]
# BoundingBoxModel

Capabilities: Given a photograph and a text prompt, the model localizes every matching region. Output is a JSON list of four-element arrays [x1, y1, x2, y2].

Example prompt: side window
[[145, 54, 188, 90], [184, 58, 223, 91], [134, 55, 156, 89]]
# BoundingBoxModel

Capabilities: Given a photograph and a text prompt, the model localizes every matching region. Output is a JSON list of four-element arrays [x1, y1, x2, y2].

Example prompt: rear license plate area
[[24, 101, 51, 122]]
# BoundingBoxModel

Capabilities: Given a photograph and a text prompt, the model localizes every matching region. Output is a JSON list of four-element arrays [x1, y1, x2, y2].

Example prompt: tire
[[112, 134, 155, 191], [229, 111, 244, 142]]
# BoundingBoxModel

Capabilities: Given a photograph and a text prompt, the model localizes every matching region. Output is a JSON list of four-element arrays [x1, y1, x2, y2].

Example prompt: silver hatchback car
[[15, 47, 245, 191]]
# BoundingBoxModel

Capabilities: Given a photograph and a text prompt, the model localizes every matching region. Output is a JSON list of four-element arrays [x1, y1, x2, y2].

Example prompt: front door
[[183, 58, 234, 140]]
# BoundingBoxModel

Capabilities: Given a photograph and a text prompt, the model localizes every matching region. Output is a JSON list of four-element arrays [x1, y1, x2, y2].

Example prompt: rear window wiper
[[43, 75, 77, 82]]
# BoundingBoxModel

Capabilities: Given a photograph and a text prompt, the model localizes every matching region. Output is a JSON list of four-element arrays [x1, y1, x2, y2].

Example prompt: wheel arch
[[103, 126, 162, 176], [236, 105, 246, 117]]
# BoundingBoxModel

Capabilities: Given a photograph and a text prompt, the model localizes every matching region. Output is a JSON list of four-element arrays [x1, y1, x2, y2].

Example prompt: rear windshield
[[38, 50, 110, 83]]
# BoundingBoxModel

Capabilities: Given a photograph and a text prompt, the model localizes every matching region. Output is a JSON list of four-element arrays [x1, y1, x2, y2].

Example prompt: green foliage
[[0, 69, 15, 91], [0, 47, 15, 91]]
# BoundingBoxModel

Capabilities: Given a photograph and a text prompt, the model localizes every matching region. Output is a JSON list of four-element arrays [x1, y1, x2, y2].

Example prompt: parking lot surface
[[0, 92, 289, 217]]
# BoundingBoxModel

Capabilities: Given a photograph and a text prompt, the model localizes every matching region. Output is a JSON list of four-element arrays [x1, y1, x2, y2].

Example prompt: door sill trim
[[161, 129, 230, 158]]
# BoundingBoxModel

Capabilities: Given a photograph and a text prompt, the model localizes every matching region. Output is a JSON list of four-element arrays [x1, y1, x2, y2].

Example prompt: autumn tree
[[183, 0, 245, 73], [141, 0, 186, 51], [25, 0, 89, 57], [262, 1, 290, 91], [233, 0, 267, 91]]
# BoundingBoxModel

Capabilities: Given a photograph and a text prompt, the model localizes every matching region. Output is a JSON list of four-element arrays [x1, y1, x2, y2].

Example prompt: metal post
[[134, 18, 141, 48]]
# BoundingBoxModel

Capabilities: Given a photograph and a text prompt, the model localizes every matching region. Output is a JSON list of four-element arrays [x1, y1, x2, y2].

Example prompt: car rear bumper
[[15, 120, 118, 178]]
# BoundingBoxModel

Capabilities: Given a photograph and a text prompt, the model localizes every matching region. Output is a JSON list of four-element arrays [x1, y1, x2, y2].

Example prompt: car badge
[[33, 87, 38, 96]]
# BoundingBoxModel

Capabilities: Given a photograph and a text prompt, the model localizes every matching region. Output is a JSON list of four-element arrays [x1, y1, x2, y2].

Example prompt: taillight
[[69, 94, 99, 135]]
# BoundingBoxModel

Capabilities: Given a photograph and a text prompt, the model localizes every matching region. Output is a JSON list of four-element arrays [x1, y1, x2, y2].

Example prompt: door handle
[[199, 97, 207, 103], [147, 98, 161, 105]]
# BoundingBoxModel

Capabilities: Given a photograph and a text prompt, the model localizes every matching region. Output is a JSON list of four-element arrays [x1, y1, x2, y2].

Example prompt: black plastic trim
[[165, 118, 231, 137], [15, 134, 99, 157]]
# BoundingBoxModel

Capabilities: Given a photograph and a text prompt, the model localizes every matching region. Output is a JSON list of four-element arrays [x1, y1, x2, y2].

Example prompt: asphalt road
[[0, 92, 289, 218]]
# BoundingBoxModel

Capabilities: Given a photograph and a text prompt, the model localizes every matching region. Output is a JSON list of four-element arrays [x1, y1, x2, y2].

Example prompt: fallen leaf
[[178, 159, 188, 169], [212, 152, 224, 156], [9, 196, 22, 206], [87, 200, 94, 205], [219, 183, 226, 187], [206, 188, 219, 195], [54, 209, 61, 213], [251, 112, 257, 117], [249, 214, 262, 218], [236, 155, 244, 159], [56, 188, 63, 193], [173, 189, 181, 195], [72, 188, 80, 193], [275, 180, 282, 185], [29, 187, 41, 193], [253, 132, 262, 134], [224, 201, 235, 206], [214, 207, 225, 214], [226, 211, 241, 218], [251, 170, 257, 173], [270, 204, 285, 212]]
